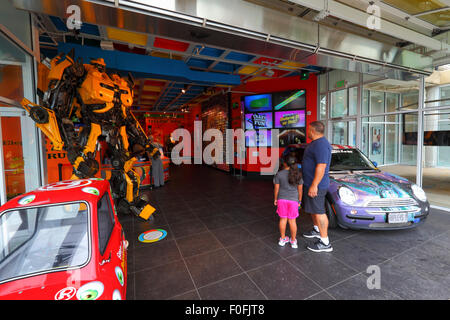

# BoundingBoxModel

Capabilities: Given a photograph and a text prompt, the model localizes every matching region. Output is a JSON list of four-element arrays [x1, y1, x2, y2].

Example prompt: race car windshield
[[0, 202, 90, 284], [330, 149, 377, 172]]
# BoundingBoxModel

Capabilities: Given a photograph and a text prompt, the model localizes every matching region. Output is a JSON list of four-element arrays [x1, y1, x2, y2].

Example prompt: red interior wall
[[145, 104, 201, 145], [230, 75, 318, 173], [145, 104, 202, 158]]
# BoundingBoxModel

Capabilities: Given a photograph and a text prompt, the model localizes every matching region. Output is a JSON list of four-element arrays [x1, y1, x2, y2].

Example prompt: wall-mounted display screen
[[277, 128, 306, 147], [245, 130, 272, 147], [242, 90, 307, 148], [274, 110, 306, 129], [272, 90, 306, 111], [244, 94, 272, 112], [245, 112, 273, 130]]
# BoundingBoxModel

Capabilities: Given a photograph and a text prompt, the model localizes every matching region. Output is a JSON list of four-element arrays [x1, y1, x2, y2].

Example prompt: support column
[[416, 76, 425, 187], [356, 73, 363, 149]]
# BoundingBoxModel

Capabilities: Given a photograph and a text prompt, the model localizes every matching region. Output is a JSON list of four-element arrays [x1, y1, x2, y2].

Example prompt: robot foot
[[117, 198, 156, 221], [131, 204, 156, 221]]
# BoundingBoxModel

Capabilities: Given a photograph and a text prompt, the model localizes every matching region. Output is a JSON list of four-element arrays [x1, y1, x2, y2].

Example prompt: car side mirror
[[372, 161, 378, 167]]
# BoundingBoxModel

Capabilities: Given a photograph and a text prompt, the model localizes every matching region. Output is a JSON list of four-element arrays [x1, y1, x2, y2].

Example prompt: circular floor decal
[[138, 229, 167, 243]]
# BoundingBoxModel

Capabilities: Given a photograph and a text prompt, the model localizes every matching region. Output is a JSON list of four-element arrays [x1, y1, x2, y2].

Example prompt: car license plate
[[387, 212, 408, 224]]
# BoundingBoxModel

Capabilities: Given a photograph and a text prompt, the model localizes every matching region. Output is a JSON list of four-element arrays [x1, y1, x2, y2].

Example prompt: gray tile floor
[[120, 165, 450, 300]]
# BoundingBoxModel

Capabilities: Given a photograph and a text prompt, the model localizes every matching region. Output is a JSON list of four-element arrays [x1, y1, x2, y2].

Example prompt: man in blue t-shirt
[[301, 121, 333, 253]]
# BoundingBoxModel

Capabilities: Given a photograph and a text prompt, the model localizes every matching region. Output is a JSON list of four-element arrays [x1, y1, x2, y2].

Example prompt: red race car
[[0, 179, 128, 300]]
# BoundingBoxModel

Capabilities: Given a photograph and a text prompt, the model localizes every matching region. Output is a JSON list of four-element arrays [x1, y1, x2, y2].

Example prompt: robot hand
[[146, 145, 160, 160], [151, 149, 161, 159]]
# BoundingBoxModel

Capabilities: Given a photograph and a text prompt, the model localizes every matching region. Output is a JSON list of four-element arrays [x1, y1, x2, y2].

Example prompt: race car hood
[[329, 170, 414, 203]]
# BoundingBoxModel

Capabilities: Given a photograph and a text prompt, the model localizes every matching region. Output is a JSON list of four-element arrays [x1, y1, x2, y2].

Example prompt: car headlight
[[338, 187, 357, 205], [411, 184, 427, 202]]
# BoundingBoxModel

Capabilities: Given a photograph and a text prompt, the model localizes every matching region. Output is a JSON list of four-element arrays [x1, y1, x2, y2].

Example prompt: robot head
[[90, 58, 106, 72]]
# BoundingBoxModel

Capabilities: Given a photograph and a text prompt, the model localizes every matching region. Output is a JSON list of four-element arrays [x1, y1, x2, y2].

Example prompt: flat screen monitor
[[274, 110, 306, 129], [277, 128, 306, 147], [243, 94, 272, 113], [245, 112, 273, 130], [272, 90, 306, 111], [245, 130, 272, 147]]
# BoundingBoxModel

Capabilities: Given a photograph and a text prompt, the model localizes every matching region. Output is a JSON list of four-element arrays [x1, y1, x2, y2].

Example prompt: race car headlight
[[411, 184, 427, 202], [338, 187, 357, 205]]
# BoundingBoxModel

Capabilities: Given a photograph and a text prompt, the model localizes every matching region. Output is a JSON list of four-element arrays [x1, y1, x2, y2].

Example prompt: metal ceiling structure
[[254, 0, 450, 67], [12, 0, 450, 111], [27, 3, 324, 113], [285, 0, 449, 51]]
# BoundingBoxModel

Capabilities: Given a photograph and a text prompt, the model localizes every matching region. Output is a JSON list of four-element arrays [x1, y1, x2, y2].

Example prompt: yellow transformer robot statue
[[21, 49, 159, 220]]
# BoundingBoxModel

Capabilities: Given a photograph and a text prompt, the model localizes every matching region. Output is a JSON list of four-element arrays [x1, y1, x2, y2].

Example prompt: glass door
[[331, 119, 357, 147], [0, 109, 40, 204], [0, 22, 40, 205]]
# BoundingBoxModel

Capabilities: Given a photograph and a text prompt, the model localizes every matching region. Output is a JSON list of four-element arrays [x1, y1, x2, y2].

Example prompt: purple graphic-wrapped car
[[283, 144, 430, 230]]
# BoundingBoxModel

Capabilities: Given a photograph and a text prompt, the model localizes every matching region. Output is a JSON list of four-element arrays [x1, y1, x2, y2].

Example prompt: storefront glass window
[[440, 86, 450, 101], [349, 120, 356, 147], [385, 114, 399, 164], [370, 91, 385, 114], [368, 116, 384, 165], [349, 87, 358, 116], [322, 73, 449, 207], [402, 112, 418, 165], [0, 34, 33, 103], [402, 91, 419, 110], [319, 94, 326, 120], [330, 90, 347, 118], [386, 93, 399, 113], [331, 121, 348, 145], [361, 117, 369, 156], [362, 90, 369, 115]]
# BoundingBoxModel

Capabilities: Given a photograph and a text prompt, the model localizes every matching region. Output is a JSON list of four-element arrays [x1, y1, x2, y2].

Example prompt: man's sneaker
[[307, 239, 333, 253], [302, 229, 321, 239], [278, 236, 289, 247], [290, 238, 298, 249]]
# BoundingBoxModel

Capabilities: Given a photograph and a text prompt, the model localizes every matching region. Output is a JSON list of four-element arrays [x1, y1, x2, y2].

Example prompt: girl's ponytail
[[286, 156, 301, 185]]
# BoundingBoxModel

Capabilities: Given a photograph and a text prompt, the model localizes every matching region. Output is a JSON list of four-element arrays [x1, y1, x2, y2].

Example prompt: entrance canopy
[[12, 0, 447, 112]]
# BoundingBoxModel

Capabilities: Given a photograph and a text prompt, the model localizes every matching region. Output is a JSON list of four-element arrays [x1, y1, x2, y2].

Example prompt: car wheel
[[325, 199, 338, 229]]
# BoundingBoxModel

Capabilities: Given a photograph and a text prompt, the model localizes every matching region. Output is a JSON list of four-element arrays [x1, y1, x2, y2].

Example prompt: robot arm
[[124, 107, 160, 159], [21, 98, 64, 151], [21, 50, 85, 157]]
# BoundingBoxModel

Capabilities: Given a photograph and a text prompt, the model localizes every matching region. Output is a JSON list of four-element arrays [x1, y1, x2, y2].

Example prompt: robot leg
[[125, 161, 156, 221], [114, 170, 156, 220]]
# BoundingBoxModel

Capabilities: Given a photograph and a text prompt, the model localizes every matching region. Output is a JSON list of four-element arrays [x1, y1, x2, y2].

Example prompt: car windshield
[[0, 202, 90, 284], [329, 149, 377, 172]]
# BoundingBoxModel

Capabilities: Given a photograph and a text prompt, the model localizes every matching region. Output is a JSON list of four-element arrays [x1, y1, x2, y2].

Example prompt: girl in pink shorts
[[273, 156, 303, 248]]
